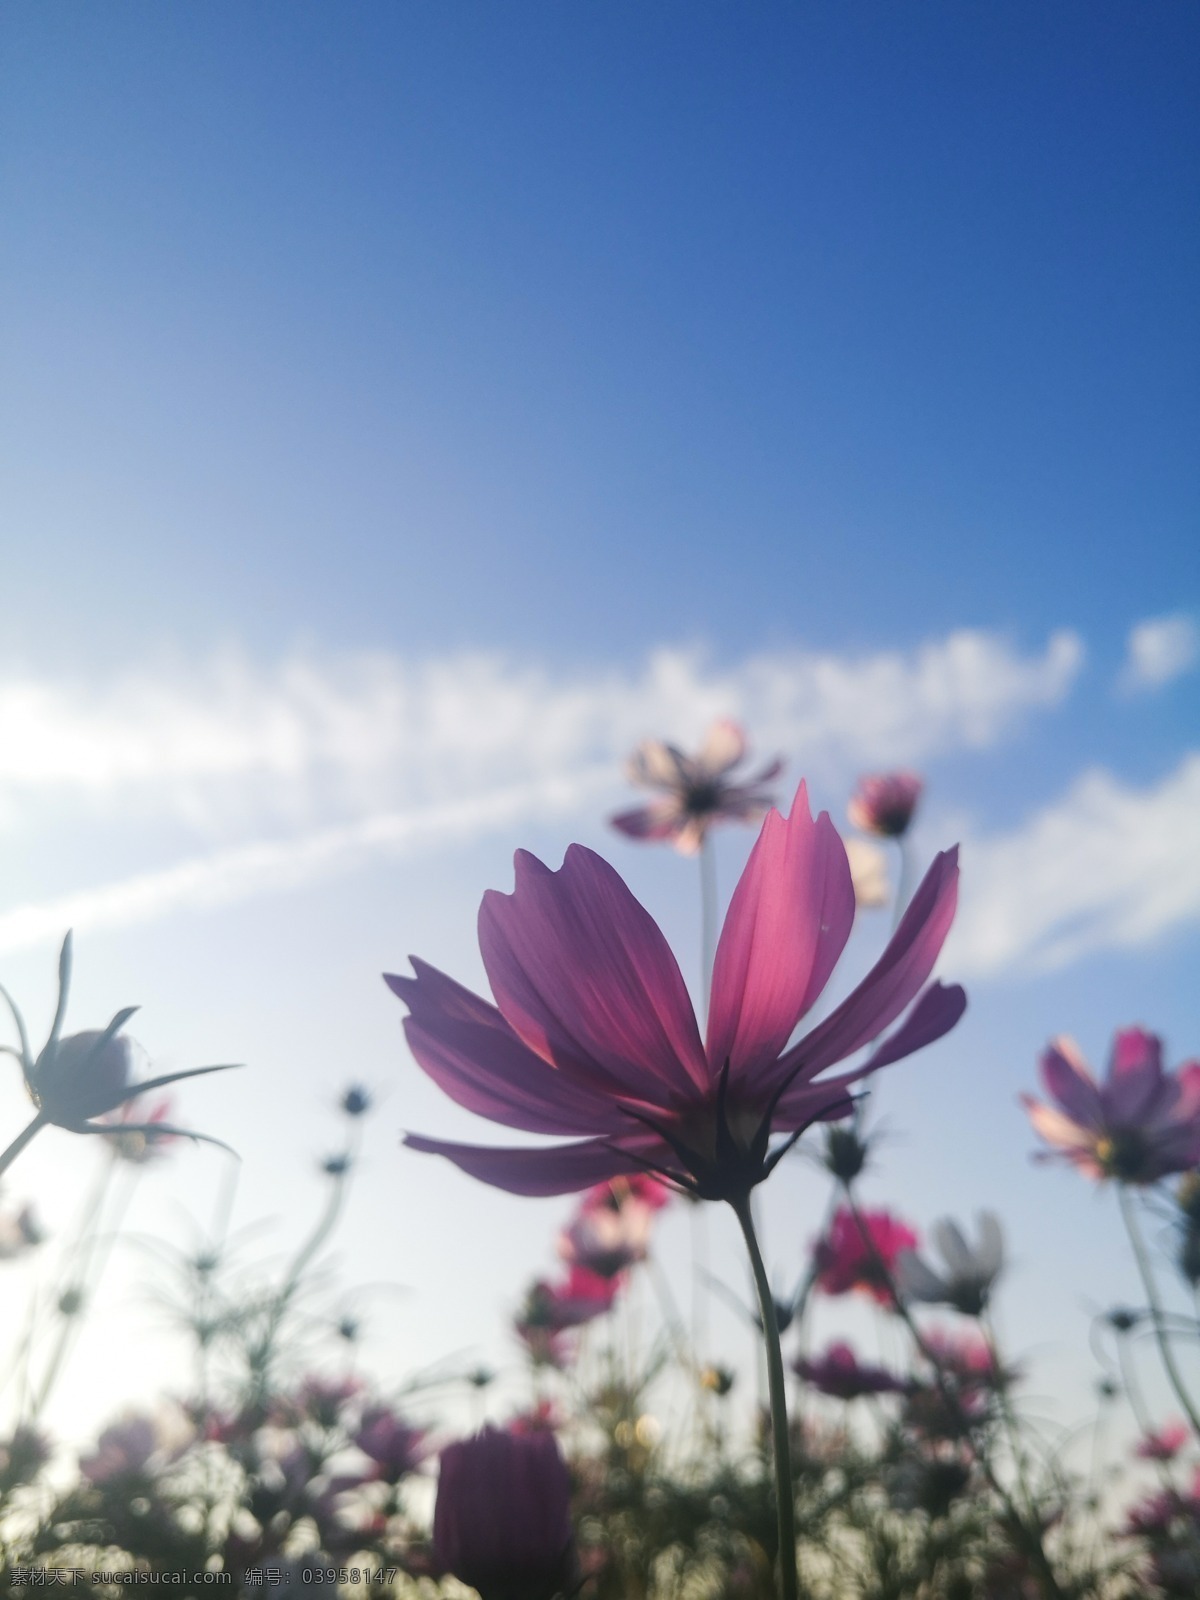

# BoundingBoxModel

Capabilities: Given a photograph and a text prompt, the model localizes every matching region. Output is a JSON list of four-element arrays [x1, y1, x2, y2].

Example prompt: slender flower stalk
[[732, 1195, 800, 1600], [841, 1185, 1067, 1600], [1117, 1184, 1200, 1440]]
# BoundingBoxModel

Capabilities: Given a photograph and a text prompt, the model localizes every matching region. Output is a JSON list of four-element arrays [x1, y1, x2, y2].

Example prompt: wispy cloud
[[0, 770, 611, 955], [0, 629, 1082, 834], [949, 753, 1200, 977], [1117, 613, 1199, 695]]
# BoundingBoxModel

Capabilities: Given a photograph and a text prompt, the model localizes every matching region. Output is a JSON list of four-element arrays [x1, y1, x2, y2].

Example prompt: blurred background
[[0, 1, 1196, 1457]]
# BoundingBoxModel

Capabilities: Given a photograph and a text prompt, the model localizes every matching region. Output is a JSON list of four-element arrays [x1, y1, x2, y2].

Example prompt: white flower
[[896, 1212, 1004, 1317]]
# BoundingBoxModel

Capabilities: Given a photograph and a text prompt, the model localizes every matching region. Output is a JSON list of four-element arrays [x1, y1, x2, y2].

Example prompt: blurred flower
[[822, 1123, 871, 1183], [100, 1093, 178, 1164], [433, 1426, 579, 1600], [0, 1199, 44, 1259], [0, 1424, 51, 1491], [848, 772, 923, 839], [844, 837, 891, 908], [353, 1404, 426, 1483], [2, 932, 237, 1156], [557, 1177, 666, 1278], [1137, 1422, 1191, 1462], [896, 1211, 1004, 1316], [813, 1206, 918, 1305], [1022, 1028, 1200, 1184], [79, 1405, 193, 1485], [793, 1341, 907, 1400], [294, 1375, 362, 1429], [700, 1364, 736, 1396], [520, 1265, 620, 1331], [394, 784, 964, 1203], [609, 718, 782, 855]]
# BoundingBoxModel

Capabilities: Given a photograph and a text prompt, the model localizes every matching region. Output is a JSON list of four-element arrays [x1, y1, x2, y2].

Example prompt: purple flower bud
[[433, 1426, 578, 1600]]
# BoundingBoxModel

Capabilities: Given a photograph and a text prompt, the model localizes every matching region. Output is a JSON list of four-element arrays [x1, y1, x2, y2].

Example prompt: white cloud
[[0, 629, 1082, 834], [0, 771, 611, 955], [948, 753, 1200, 977], [1118, 613, 1199, 695]]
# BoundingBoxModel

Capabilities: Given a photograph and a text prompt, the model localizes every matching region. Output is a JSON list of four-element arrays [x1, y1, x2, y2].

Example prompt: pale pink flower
[[1022, 1028, 1200, 1184], [393, 783, 964, 1202], [848, 772, 923, 839], [610, 718, 783, 854], [100, 1094, 178, 1164], [844, 837, 891, 909], [557, 1176, 668, 1278], [813, 1206, 918, 1305]]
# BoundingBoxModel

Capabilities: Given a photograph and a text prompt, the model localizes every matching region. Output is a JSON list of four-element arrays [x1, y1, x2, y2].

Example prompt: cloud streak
[[0, 629, 1082, 834], [949, 753, 1200, 977]]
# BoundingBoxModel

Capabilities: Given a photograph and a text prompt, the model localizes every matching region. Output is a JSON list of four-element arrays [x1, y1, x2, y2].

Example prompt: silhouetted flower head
[[793, 1341, 907, 1401], [340, 1084, 372, 1117], [393, 784, 964, 1205], [433, 1426, 578, 1600], [610, 718, 783, 855], [2, 933, 237, 1157], [1022, 1028, 1200, 1185], [896, 1211, 1004, 1317], [848, 772, 923, 839], [354, 1404, 426, 1483]]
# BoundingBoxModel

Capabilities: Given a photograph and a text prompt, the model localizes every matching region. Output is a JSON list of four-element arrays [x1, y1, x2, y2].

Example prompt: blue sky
[[1, 2, 1198, 1465]]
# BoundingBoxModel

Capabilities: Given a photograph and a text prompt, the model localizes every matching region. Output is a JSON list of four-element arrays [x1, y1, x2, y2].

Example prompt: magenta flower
[[1137, 1422, 1191, 1463], [813, 1206, 919, 1305], [848, 772, 923, 839], [609, 718, 783, 855], [391, 782, 964, 1203], [1022, 1029, 1200, 1184], [793, 1341, 907, 1401], [432, 1426, 578, 1600]]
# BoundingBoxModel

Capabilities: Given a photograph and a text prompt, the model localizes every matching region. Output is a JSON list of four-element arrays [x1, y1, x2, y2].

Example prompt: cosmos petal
[[480, 845, 708, 1100], [401, 1133, 660, 1197], [387, 961, 625, 1136], [707, 786, 854, 1079]]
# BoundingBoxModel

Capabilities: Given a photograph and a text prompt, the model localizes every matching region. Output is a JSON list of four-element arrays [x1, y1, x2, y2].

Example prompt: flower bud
[[433, 1426, 578, 1600], [33, 1031, 133, 1125]]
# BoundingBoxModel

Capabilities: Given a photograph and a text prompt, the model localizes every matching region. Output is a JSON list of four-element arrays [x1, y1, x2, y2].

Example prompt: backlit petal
[[480, 847, 708, 1101]]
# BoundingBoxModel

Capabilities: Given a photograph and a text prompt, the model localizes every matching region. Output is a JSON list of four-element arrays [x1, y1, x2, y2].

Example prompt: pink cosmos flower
[[813, 1207, 919, 1305], [609, 718, 783, 855], [848, 772, 923, 839], [557, 1176, 668, 1278], [433, 1426, 578, 1600], [1022, 1028, 1200, 1184], [1137, 1422, 1191, 1463], [392, 783, 964, 1203], [793, 1341, 907, 1400]]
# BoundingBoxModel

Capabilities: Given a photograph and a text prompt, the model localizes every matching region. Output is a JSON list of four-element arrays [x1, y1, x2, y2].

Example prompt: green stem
[[731, 1194, 800, 1600], [0, 1112, 47, 1182], [1118, 1184, 1200, 1441], [842, 1184, 1066, 1600]]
